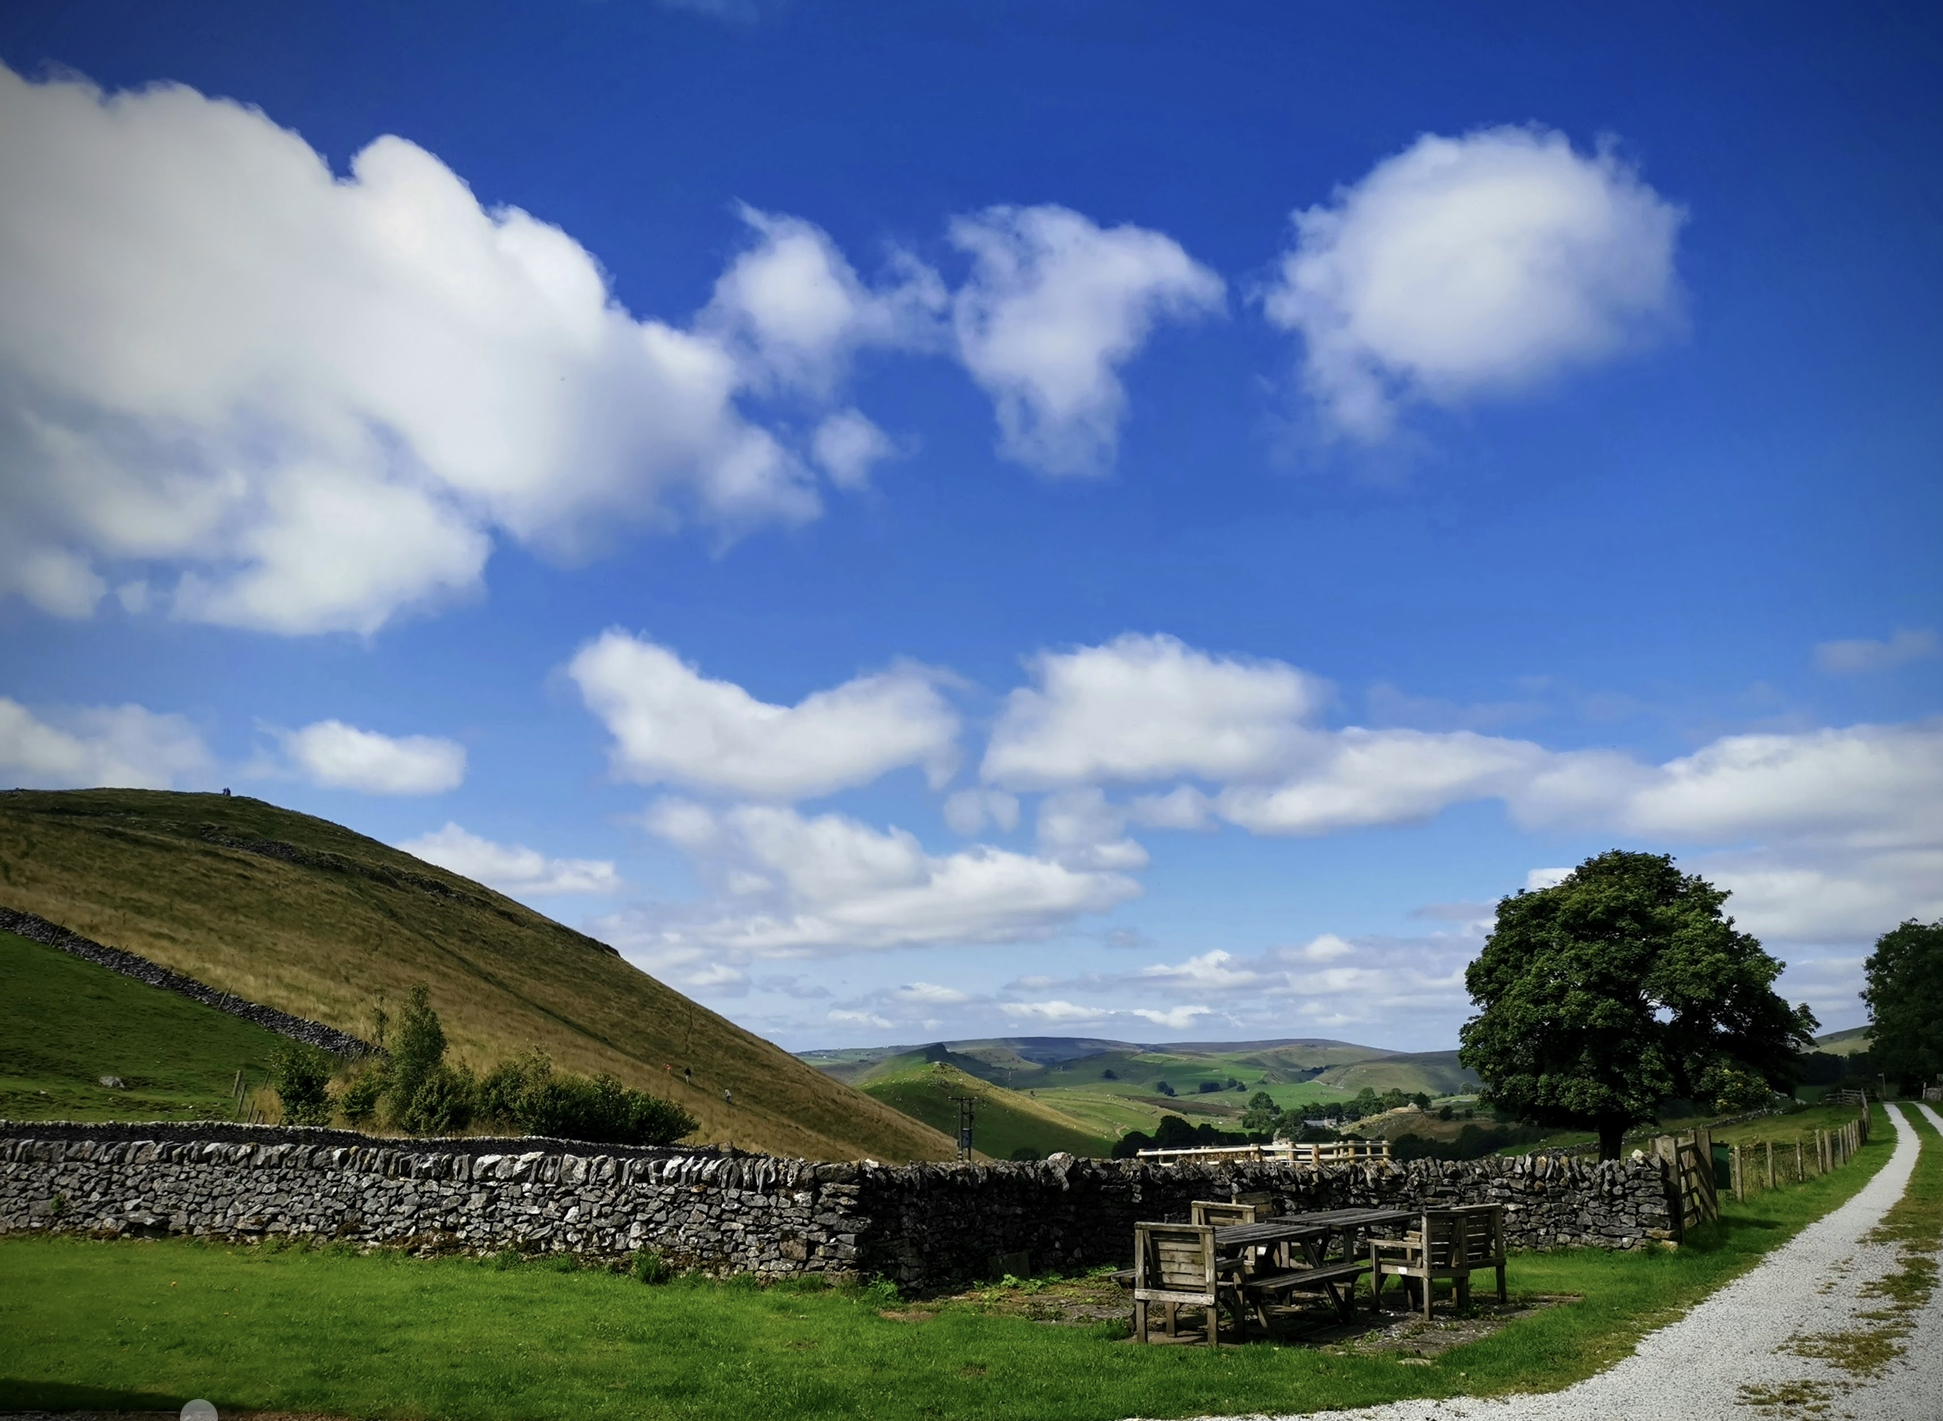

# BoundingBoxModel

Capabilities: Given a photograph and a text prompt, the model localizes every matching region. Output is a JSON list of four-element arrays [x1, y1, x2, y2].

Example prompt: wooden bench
[[1240, 1258, 1371, 1324], [1133, 1222, 1240, 1345], [1370, 1204, 1506, 1320], [1191, 1199, 1267, 1228]]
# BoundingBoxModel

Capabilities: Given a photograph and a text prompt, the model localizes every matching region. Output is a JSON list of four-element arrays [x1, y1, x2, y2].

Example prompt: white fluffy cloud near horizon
[[1264, 125, 1685, 440], [569, 629, 960, 800], [0, 697, 210, 790], [397, 822, 621, 896], [979, 632, 1943, 945], [276, 720, 466, 795], [594, 799, 1142, 991]]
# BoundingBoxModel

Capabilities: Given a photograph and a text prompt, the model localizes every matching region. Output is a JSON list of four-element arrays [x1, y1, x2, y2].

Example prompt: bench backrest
[[1451, 1204, 1505, 1265], [1134, 1222, 1218, 1297], [1191, 1199, 1265, 1227]]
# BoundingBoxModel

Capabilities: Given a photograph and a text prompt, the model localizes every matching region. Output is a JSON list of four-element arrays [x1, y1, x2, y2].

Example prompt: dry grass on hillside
[[0, 789, 953, 1163]]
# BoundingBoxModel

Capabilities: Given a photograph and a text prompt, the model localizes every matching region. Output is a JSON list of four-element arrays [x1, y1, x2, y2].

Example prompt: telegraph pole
[[949, 1095, 977, 1162]]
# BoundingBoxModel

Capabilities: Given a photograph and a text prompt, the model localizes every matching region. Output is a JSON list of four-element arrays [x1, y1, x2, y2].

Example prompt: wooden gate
[[1653, 1127, 1718, 1240]]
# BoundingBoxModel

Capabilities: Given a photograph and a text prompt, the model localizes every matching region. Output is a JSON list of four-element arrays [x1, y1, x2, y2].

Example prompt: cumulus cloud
[[279, 720, 465, 795], [570, 629, 959, 799], [1813, 628, 1939, 675], [1264, 125, 1684, 439], [397, 822, 621, 896], [942, 788, 1020, 836], [0, 66, 866, 634], [603, 799, 1140, 962], [1000, 999, 1109, 1024], [0, 697, 209, 789], [810, 408, 898, 489], [1035, 788, 1149, 871], [1130, 1004, 1213, 1031], [982, 633, 1325, 789], [949, 206, 1223, 475], [702, 205, 944, 397]]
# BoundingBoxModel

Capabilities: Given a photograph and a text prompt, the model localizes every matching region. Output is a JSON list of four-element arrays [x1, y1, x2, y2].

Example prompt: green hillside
[[0, 789, 954, 1163], [0, 928, 285, 1123], [1813, 1026, 1873, 1057], [858, 1061, 1114, 1159], [1312, 1051, 1481, 1098]]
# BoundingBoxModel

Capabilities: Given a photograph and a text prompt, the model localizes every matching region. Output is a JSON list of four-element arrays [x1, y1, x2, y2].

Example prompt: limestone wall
[[1, 1122, 1676, 1293]]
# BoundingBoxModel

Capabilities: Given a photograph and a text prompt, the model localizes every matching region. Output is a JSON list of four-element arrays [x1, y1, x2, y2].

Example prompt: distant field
[[0, 929, 284, 1123], [1810, 1026, 1873, 1058]]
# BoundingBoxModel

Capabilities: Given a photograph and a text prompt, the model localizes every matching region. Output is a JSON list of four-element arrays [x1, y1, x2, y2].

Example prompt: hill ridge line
[[0, 905, 377, 1059]]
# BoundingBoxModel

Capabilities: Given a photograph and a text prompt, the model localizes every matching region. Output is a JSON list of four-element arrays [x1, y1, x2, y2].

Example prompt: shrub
[[1008, 1145, 1044, 1161], [399, 1063, 477, 1136], [271, 1042, 335, 1126], [387, 983, 447, 1112], [1100, 1068, 1117, 1080], [337, 1061, 386, 1126], [1154, 1080, 1175, 1097]]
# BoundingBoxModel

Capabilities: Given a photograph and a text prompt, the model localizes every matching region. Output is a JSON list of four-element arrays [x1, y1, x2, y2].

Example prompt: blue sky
[[2, 1, 1938, 1051]]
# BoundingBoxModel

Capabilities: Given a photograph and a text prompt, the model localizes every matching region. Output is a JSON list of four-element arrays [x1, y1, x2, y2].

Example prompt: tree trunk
[[1598, 1119, 1626, 1162]]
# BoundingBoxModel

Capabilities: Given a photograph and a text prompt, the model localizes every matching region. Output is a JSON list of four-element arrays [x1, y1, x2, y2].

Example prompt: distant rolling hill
[[0, 789, 953, 1163], [800, 1034, 1477, 1155], [1812, 1026, 1873, 1057]]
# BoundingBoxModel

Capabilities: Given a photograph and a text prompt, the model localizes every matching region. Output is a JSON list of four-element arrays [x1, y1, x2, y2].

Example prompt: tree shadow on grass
[[0, 1377, 191, 1412]]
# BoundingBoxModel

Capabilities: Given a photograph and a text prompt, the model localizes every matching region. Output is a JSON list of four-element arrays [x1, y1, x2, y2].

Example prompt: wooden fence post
[[1765, 1140, 1774, 1192]]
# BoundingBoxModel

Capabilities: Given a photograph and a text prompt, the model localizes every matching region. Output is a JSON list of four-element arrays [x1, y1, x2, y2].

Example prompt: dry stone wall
[[1, 1122, 1676, 1293], [0, 907, 376, 1058]]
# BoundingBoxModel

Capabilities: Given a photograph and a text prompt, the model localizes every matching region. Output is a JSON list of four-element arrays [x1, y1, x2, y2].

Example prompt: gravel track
[[1183, 1102, 1941, 1421]]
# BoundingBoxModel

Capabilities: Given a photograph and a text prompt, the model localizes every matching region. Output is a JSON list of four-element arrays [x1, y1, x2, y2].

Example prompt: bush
[[1100, 1068, 1117, 1080], [337, 1062, 386, 1126], [1197, 1080, 1221, 1094], [1009, 1145, 1044, 1161], [388, 983, 448, 1111], [399, 1063, 477, 1136], [271, 1042, 335, 1127], [1154, 1080, 1175, 1097]]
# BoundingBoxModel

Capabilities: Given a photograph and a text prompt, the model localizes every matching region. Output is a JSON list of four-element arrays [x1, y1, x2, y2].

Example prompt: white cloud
[[1035, 788, 1150, 871], [0, 65, 841, 634], [949, 206, 1223, 475], [810, 408, 898, 489], [1000, 999, 1108, 1024], [1524, 866, 1571, 891], [1814, 628, 1939, 675], [892, 981, 974, 1006], [397, 822, 621, 896], [702, 206, 944, 397], [1129, 1004, 1212, 1031], [982, 633, 1325, 789], [607, 799, 1140, 960], [279, 720, 465, 795], [827, 1008, 893, 1030], [1264, 126, 1684, 439], [0, 697, 209, 789], [570, 629, 959, 799], [1214, 728, 1544, 835], [942, 787, 1020, 836]]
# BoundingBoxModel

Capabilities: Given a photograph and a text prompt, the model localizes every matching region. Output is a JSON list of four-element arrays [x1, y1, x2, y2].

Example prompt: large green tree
[[1862, 919, 1943, 1091], [1458, 850, 1816, 1160]]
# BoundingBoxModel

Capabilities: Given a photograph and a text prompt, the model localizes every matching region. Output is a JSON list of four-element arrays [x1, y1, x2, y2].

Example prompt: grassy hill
[[1813, 1025, 1873, 1057], [857, 1060, 1114, 1159], [1312, 1050, 1481, 1097], [1, 927, 287, 1123], [0, 789, 953, 1163]]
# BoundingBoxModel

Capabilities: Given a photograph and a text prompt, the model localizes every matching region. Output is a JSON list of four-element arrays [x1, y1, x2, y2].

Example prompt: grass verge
[[0, 1106, 1898, 1421]]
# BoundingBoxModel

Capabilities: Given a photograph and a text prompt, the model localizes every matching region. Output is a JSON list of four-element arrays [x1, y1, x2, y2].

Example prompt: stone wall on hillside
[[0, 907, 377, 1058], [0, 1123, 1676, 1294]]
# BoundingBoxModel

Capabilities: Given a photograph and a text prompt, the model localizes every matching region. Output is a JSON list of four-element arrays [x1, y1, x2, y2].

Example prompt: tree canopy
[[1458, 850, 1816, 1160], [1863, 918, 1943, 1090]]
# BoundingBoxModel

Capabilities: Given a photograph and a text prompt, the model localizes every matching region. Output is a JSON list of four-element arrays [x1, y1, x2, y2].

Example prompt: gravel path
[[1186, 1102, 1940, 1421]]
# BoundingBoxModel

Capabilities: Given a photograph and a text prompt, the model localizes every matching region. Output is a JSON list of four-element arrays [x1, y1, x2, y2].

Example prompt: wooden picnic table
[[1214, 1207, 1416, 1327]]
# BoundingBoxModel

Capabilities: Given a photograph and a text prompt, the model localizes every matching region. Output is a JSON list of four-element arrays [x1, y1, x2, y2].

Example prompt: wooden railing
[[1136, 1139, 1392, 1167]]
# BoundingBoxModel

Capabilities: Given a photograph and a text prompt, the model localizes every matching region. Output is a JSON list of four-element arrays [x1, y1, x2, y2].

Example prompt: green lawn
[[0, 928, 285, 1123], [0, 1104, 1903, 1421]]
